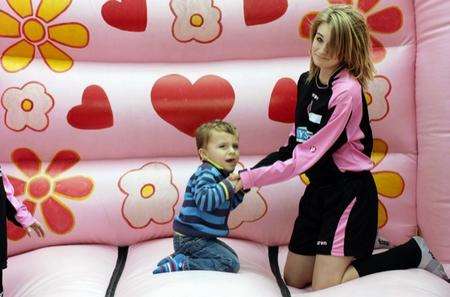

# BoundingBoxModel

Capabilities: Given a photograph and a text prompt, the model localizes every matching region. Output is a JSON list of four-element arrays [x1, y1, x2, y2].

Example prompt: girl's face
[[311, 23, 340, 72]]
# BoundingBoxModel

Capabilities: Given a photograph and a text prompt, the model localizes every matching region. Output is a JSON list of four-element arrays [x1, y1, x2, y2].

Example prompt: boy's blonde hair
[[307, 5, 375, 89], [195, 120, 238, 149]]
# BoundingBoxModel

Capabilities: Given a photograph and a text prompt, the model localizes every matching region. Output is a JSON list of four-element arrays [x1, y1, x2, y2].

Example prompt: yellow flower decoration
[[300, 139, 404, 228], [0, 0, 89, 72]]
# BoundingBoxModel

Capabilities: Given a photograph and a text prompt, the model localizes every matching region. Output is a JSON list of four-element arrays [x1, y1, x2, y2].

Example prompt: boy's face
[[199, 130, 239, 173]]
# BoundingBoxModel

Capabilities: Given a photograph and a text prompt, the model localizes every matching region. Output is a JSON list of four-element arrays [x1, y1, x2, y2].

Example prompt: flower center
[[23, 19, 46, 43], [21, 98, 34, 111], [190, 14, 204, 27], [28, 176, 51, 199], [140, 183, 155, 199], [364, 92, 373, 105]]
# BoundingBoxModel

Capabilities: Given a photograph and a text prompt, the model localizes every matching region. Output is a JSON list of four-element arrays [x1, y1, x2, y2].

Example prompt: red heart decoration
[[268, 78, 297, 123], [151, 74, 235, 136], [67, 85, 114, 130], [244, 0, 288, 26], [102, 0, 147, 32]]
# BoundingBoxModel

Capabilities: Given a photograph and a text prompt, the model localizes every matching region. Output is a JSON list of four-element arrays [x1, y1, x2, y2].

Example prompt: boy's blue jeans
[[174, 233, 240, 273]]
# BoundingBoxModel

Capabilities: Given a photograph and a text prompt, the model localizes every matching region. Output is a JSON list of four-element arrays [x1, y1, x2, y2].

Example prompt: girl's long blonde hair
[[307, 5, 375, 89]]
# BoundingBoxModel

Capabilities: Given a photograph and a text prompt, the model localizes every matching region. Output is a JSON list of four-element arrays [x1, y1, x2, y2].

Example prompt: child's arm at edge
[[2, 174, 45, 237]]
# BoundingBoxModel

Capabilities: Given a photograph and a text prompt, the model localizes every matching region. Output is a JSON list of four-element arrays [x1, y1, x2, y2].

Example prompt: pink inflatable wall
[[415, 0, 450, 262], [0, 0, 448, 264]]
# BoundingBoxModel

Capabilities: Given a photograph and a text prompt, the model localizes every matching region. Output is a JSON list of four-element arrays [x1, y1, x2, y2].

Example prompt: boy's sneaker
[[156, 253, 176, 267], [153, 253, 186, 274], [413, 236, 449, 282]]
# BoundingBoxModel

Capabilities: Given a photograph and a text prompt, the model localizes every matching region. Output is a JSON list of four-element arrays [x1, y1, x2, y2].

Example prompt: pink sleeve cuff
[[17, 215, 37, 228], [3, 174, 36, 228]]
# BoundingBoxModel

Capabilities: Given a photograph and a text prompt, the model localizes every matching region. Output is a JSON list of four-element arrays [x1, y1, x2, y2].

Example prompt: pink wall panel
[[415, 0, 450, 262]]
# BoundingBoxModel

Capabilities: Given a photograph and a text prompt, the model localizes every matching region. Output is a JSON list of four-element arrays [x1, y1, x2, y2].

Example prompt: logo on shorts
[[316, 241, 328, 246]]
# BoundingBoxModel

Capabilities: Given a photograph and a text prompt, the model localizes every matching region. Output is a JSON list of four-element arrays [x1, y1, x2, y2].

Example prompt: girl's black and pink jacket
[[240, 68, 374, 188]]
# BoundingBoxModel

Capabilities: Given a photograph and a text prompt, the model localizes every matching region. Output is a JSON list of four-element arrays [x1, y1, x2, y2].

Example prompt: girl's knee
[[284, 272, 310, 289], [312, 281, 331, 291], [311, 277, 342, 291]]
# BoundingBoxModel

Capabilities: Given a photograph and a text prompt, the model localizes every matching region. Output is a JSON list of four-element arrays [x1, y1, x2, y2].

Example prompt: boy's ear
[[198, 148, 206, 160]]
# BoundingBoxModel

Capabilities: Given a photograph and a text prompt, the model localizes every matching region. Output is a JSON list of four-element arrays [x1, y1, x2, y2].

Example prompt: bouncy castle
[[0, 0, 449, 296]]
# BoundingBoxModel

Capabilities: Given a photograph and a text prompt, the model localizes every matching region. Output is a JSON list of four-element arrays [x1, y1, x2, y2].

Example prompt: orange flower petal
[[299, 12, 318, 39], [367, 7, 402, 34], [370, 35, 386, 63], [373, 171, 405, 198], [36, 0, 71, 23], [46, 150, 80, 177], [12, 148, 42, 177], [48, 22, 89, 48], [38, 41, 73, 72], [7, 0, 33, 18], [1, 39, 35, 72], [41, 196, 74, 234], [7, 200, 36, 241], [371, 138, 387, 166], [0, 11, 20, 37], [55, 176, 93, 199], [6, 176, 26, 196], [358, 0, 380, 13], [378, 200, 387, 228]]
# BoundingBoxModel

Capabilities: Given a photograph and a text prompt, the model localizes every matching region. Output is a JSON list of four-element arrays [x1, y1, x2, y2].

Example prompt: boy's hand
[[26, 221, 45, 238], [228, 173, 243, 191], [229, 173, 240, 181], [227, 177, 243, 193], [234, 179, 243, 192]]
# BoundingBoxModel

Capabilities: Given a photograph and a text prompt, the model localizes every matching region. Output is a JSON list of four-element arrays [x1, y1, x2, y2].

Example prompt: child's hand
[[228, 173, 243, 191], [228, 173, 244, 192], [26, 221, 45, 238], [229, 173, 240, 181], [234, 179, 243, 192]]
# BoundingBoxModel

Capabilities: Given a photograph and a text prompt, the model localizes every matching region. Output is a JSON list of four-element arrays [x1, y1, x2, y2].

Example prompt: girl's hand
[[26, 221, 45, 238]]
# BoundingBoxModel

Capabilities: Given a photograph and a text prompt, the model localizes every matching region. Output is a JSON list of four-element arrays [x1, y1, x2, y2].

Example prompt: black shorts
[[288, 170, 378, 259]]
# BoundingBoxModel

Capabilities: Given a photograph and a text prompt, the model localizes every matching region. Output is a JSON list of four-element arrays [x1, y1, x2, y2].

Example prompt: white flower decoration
[[228, 163, 268, 229], [1, 82, 54, 131], [366, 75, 391, 122], [119, 162, 179, 229], [170, 0, 222, 43]]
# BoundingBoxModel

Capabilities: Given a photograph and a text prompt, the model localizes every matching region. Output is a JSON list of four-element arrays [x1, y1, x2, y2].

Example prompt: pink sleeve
[[2, 174, 36, 228], [240, 91, 352, 189]]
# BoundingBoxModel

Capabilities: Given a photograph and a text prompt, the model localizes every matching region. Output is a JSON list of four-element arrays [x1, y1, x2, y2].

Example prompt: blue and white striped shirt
[[173, 162, 245, 237]]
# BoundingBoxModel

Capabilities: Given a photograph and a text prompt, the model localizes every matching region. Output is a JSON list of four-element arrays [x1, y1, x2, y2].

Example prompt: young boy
[[153, 120, 244, 274]]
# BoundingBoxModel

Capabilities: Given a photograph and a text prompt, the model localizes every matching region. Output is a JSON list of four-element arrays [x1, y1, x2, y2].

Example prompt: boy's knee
[[224, 256, 240, 273], [230, 258, 240, 273]]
